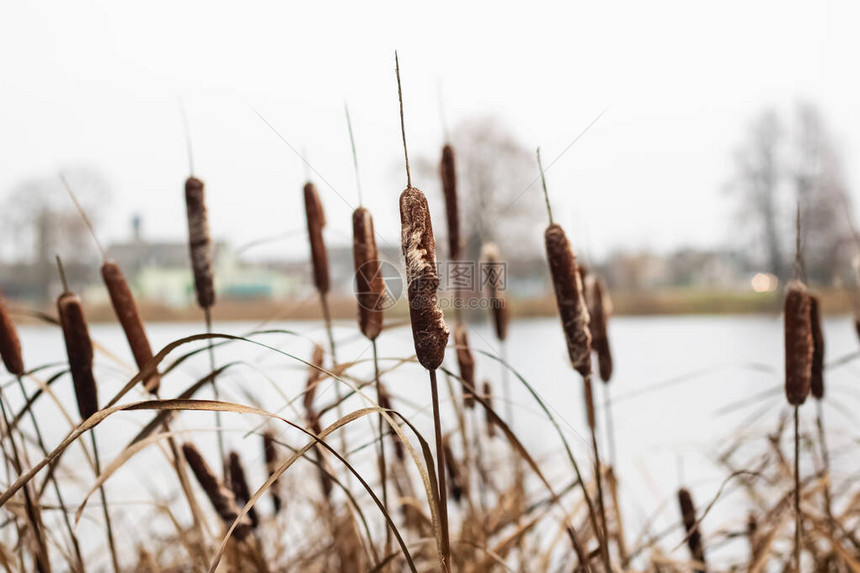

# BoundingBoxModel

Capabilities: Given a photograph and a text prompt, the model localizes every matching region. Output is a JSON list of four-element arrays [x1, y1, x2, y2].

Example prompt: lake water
[[6, 314, 859, 569]]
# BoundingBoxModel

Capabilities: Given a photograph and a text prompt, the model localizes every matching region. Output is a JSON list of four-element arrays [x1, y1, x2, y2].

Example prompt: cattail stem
[[372, 340, 391, 562], [15, 375, 84, 571], [794, 405, 802, 572], [204, 308, 226, 474], [815, 400, 832, 525], [603, 383, 618, 470], [428, 369, 451, 573], [345, 103, 363, 207], [586, 379, 610, 570], [319, 292, 347, 458], [90, 430, 120, 573]]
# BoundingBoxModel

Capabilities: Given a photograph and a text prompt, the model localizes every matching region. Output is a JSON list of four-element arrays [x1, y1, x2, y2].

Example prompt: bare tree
[[728, 104, 852, 285], [1, 167, 110, 298], [728, 109, 786, 279], [419, 117, 540, 262]]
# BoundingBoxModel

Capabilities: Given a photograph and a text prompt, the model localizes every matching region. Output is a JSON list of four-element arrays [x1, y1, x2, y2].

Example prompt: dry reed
[[182, 443, 252, 540], [352, 207, 385, 341], [303, 343, 325, 413], [184, 176, 215, 309]]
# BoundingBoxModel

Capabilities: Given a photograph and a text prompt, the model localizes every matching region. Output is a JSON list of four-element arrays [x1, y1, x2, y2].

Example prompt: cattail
[[481, 243, 509, 341], [304, 182, 330, 294], [303, 343, 325, 413], [0, 293, 24, 376], [228, 452, 259, 529], [182, 443, 251, 540], [544, 224, 592, 377], [784, 281, 813, 406], [399, 187, 449, 370], [57, 289, 98, 420], [587, 276, 613, 383], [439, 144, 461, 261], [263, 431, 282, 514], [309, 415, 333, 499], [352, 207, 385, 340], [483, 380, 496, 438], [454, 325, 476, 409], [101, 262, 160, 393], [184, 177, 215, 309], [442, 436, 464, 503], [677, 488, 705, 570], [377, 382, 404, 461], [809, 295, 824, 400]]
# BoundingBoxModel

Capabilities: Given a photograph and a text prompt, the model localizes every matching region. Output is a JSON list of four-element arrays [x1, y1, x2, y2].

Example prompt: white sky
[[1, 0, 857, 262]]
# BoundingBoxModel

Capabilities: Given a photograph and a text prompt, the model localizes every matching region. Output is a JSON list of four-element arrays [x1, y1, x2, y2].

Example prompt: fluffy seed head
[[184, 177, 215, 309], [454, 324, 476, 408], [439, 144, 461, 261], [182, 443, 252, 540], [399, 187, 449, 370], [809, 294, 824, 400], [304, 182, 330, 294], [544, 224, 591, 376], [58, 291, 98, 420], [0, 294, 24, 376], [352, 207, 385, 340], [102, 262, 159, 393], [784, 281, 813, 406]]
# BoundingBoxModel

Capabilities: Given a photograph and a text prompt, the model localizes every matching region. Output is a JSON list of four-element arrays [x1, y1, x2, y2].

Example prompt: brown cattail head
[[228, 452, 259, 529], [182, 443, 251, 540], [184, 177, 215, 309], [442, 435, 464, 503], [0, 294, 24, 376], [677, 487, 705, 566], [784, 281, 813, 406], [57, 291, 98, 420], [304, 182, 330, 294], [309, 415, 333, 499], [262, 431, 282, 514], [377, 382, 404, 461], [439, 144, 461, 261], [303, 343, 325, 413], [481, 243, 509, 341], [587, 276, 613, 383], [399, 187, 449, 371], [544, 224, 591, 377], [483, 380, 497, 438], [352, 207, 385, 340], [101, 262, 160, 394], [809, 295, 825, 400], [454, 325, 476, 409]]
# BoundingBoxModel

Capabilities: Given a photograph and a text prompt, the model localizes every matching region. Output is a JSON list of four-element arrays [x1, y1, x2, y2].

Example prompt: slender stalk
[[815, 400, 832, 525], [203, 308, 226, 475], [603, 382, 618, 470], [794, 405, 801, 572], [0, 390, 50, 572], [15, 374, 84, 572], [372, 341, 391, 564], [90, 430, 120, 573], [429, 369, 451, 573], [588, 395, 610, 570], [319, 292, 347, 458]]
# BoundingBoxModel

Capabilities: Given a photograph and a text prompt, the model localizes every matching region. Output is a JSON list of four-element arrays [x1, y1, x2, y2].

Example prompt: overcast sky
[[1, 0, 856, 262]]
